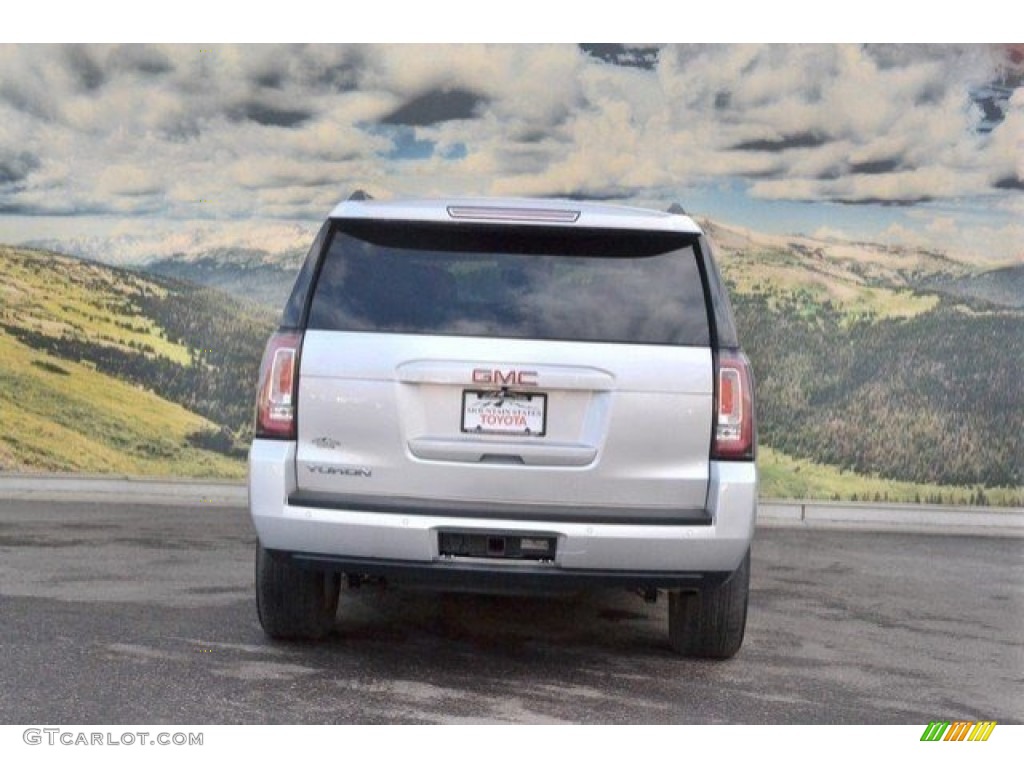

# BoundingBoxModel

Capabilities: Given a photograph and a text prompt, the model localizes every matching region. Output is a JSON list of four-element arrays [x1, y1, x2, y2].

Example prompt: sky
[[0, 42, 1021, 264]]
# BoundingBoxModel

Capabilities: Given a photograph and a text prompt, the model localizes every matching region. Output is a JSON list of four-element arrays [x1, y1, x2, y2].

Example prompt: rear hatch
[[293, 219, 714, 521]]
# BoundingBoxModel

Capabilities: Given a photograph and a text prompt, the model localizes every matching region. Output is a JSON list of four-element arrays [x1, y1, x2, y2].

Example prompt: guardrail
[[0, 473, 247, 507], [758, 498, 1024, 536]]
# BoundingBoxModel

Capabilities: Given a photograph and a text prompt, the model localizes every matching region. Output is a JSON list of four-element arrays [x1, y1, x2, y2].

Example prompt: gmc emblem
[[472, 368, 538, 387]]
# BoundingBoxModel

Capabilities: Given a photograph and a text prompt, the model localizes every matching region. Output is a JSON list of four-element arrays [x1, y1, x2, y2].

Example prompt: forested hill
[[709, 223, 1023, 493], [137, 226, 1022, 495], [927, 263, 1024, 309], [0, 245, 276, 471], [733, 292, 1022, 489], [145, 247, 302, 310], [2, 234, 1021, 503]]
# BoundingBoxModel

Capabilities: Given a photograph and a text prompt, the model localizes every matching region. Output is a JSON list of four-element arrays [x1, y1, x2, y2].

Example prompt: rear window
[[306, 221, 710, 346]]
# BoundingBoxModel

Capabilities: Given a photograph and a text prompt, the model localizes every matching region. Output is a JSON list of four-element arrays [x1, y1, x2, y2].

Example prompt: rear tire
[[668, 549, 750, 659], [255, 544, 340, 640]]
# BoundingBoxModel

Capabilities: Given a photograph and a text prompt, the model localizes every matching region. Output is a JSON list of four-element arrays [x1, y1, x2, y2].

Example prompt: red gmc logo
[[472, 368, 538, 387]]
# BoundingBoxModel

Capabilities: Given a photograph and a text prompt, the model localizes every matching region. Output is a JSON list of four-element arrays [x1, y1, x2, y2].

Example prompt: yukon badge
[[306, 464, 372, 478]]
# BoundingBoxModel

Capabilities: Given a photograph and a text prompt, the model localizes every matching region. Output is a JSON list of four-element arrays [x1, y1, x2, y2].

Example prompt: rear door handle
[[408, 438, 596, 466]]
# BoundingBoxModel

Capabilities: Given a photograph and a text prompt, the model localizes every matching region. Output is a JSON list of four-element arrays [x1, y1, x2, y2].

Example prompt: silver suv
[[249, 195, 757, 657]]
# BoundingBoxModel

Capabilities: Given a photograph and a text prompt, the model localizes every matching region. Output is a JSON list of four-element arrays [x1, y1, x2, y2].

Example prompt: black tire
[[668, 548, 750, 659], [255, 544, 340, 640]]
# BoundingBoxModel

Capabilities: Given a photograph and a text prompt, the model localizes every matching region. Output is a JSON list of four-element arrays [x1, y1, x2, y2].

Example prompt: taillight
[[255, 331, 302, 440], [712, 350, 755, 460]]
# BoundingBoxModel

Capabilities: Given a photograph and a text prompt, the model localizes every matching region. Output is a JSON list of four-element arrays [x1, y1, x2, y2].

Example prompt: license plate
[[461, 390, 547, 436]]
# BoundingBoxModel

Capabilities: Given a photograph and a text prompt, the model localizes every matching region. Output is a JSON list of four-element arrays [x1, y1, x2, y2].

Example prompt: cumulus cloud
[[379, 87, 487, 126], [885, 216, 1024, 264], [0, 43, 1020, 259]]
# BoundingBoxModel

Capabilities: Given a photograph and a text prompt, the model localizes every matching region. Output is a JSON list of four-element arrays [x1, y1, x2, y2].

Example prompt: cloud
[[107, 44, 175, 76], [0, 151, 39, 184], [848, 158, 903, 175], [379, 87, 488, 126], [63, 44, 107, 92], [994, 175, 1024, 190], [887, 215, 1024, 264], [229, 100, 314, 128], [0, 43, 1019, 263], [97, 165, 164, 197], [835, 196, 933, 207], [579, 44, 659, 71], [730, 132, 831, 152]]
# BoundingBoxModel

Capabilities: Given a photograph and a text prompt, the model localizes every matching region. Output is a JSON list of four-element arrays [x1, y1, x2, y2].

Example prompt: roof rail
[[348, 189, 373, 201], [667, 202, 687, 215]]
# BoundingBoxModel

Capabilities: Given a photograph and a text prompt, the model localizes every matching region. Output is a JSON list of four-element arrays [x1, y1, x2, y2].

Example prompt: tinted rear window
[[307, 221, 710, 346]]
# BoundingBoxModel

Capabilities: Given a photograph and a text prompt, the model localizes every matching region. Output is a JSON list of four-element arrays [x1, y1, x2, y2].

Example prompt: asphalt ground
[[0, 498, 1021, 724]]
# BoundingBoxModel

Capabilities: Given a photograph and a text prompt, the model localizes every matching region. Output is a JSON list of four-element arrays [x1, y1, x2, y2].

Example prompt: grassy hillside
[[1, 245, 193, 364], [0, 245, 276, 475], [758, 447, 1022, 507], [0, 322, 243, 477], [705, 223, 1023, 497], [733, 292, 1022, 489], [2, 236, 1020, 506], [138, 228, 1022, 504], [704, 218, 971, 291]]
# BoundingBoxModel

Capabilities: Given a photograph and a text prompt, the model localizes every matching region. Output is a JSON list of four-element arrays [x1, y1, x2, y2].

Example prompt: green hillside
[[1, 238, 1020, 506], [0, 245, 276, 476], [733, 292, 1022, 488], [706, 225, 1023, 502], [0, 330, 242, 476], [759, 446, 1022, 508], [928, 263, 1024, 309]]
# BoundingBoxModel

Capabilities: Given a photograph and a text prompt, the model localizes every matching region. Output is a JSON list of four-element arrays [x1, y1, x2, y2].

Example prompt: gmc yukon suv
[[249, 195, 757, 657]]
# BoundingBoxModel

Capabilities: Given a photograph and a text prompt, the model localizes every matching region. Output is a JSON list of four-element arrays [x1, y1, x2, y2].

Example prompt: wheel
[[255, 543, 340, 640], [668, 548, 750, 659]]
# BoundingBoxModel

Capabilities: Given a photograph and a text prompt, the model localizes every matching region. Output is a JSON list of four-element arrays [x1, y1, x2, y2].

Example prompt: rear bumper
[[249, 440, 757, 588], [273, 550, 732, 593]]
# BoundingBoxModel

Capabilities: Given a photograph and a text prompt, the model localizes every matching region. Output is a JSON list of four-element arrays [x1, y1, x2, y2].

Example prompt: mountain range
[[4, 220, 1022, 504]]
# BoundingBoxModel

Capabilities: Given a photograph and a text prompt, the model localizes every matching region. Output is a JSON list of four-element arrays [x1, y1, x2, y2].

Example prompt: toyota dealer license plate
[[461, 390, 547, 436]]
